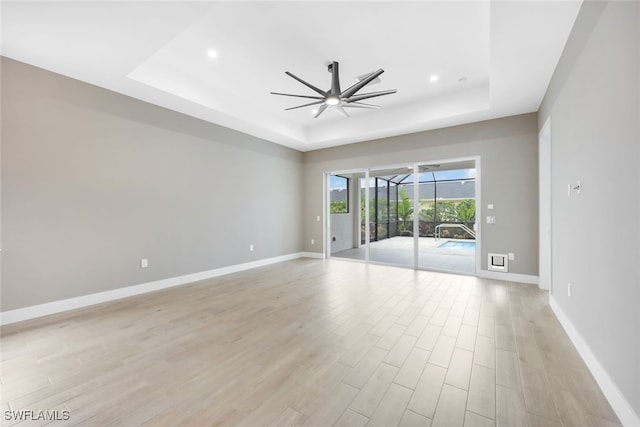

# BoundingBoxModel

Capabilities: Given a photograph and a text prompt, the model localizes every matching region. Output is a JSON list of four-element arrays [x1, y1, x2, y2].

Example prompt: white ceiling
[[1, 1, 582, 152]]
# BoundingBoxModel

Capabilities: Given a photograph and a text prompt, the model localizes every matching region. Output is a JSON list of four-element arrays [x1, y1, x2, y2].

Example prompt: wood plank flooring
[[0, 259, 621, 426]]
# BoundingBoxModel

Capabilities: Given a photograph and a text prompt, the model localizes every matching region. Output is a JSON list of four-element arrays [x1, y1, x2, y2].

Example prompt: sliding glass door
[[328, 173, 362, 260], [327, 159, 477, 275], [367, 168, 413, 267], [417, 163, 477, 274]]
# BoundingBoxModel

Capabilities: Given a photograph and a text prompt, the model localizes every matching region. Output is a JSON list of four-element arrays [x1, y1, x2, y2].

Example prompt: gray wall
[[1, 57, 303, 311], [538, 1, 640, 417], [303, 113, 539, 275], [330, 213, 353, 254]]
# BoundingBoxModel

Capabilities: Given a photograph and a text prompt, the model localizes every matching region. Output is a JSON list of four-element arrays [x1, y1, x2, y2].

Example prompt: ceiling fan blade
[[356, 71, 382, 86], [335, 105, 350, 118], [270, 92, 324, 100], [341, 68, 385, 98], [329, 61, 341, 97], [314, 104, 329, 118], [285, 100, 326, 111], [273, 62, 394, 118], [342, 102, 381, 109], [345, 89, 397, 103], [285, 71, 327, 96]]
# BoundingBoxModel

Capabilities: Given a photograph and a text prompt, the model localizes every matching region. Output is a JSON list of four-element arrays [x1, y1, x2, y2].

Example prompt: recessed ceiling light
[[207, 48, 218, 59], [429, 74, 439, 83], [312, 109, 319, 115]]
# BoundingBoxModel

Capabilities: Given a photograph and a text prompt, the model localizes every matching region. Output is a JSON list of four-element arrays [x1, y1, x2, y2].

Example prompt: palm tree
[[456, 199, 476, 239], [397, 189, 413, 234], [456, 199, 476, 223]]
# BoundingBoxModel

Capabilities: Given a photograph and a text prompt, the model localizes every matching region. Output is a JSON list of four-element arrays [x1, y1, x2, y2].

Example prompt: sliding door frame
[[324, 155, 481, 276]]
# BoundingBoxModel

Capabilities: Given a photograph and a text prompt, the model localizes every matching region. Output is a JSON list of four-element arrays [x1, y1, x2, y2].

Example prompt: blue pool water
[[438, 240, 476, 250]]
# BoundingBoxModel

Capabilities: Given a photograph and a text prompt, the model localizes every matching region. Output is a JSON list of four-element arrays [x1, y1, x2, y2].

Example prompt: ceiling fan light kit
[[271, 61, 397, 118]]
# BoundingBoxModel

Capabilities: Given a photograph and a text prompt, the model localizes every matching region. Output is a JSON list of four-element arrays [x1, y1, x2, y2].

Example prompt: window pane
[[432, 168, 476, 181], [330, 175, 348, 213], [376, 179, 388, 239], [418, 182, 435, 237], [389, 182, 398, 237]]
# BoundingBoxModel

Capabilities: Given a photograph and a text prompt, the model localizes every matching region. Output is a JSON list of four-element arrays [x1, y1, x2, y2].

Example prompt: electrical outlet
[[508, 253, 515, 261], [316, 215, 320, 222], [311, 239, 315, 245], [249, 244, 254, 252], [140, 258, 148, 268], [567, 283, 572, 297]]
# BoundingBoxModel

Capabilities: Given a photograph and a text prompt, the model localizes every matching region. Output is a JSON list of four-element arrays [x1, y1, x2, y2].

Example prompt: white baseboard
[[180, 252, 304, 283], [550, 296, 640, 427], [476, 269, 539, 285], [301, 251, 325, 259], [1, 252, 310, 326]]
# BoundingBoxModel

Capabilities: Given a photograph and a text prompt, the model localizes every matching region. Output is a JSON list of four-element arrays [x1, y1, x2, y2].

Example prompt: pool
[[438, 240, 476, 250]]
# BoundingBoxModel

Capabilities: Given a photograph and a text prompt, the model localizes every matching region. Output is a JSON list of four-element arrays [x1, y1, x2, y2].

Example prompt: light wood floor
[[1, 259, 620, 426]]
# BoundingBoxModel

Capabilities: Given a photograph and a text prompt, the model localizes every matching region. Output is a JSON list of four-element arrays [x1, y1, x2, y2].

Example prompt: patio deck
[[332, 236, 476, 274]]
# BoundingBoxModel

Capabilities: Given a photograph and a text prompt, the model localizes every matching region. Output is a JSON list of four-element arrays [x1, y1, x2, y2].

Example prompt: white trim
[[1, 252, 305, 326], [550, 296, 640, 427], [323, 172, 329, 259], [476, 269, 539, 285], [538, 116, 552, 291], [0, 276, 180, 326], [413, 163, 419, 267], [364, 169, 370, 262], [474, 156, 482, 275], [301, 251, 325, 259], [180, 252, 303, 283]]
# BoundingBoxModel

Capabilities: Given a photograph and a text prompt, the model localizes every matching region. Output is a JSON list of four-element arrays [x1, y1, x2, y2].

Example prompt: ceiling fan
[[271, 61, 397, 118]]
